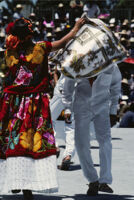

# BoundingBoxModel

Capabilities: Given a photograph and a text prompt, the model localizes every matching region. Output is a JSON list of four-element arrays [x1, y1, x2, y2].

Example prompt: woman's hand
[[64, 113, 72, 124], [72, 17, 86, 35], [51, 17, 86, 51]]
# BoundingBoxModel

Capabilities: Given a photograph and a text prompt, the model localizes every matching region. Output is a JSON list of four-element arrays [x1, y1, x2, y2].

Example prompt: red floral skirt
[[0, 92, 56, 159]]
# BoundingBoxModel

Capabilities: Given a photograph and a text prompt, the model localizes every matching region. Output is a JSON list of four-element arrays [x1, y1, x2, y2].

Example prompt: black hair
[[11, 18, 33, 40]]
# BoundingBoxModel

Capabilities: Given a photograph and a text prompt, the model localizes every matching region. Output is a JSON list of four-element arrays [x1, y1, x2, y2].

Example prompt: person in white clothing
[[90, 64, 122, 189], [83, 1, 100, 18], [61, 63, 121, 196], [50, 69, 75, 170]]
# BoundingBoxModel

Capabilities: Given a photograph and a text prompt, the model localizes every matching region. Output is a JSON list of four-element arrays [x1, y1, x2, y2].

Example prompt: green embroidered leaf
[[14, 135, 20, 145], [9, 142, 15, 150]]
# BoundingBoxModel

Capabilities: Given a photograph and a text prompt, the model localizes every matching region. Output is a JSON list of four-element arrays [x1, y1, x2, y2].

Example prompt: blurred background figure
[[0, 31, 5, 49], [83, 0, 100, 18], [54, 3, 69, 30], [128, 37, 134, 58], [69, 0, 84, 26], [29, 12, 36, 23], [119, 102, 134, 127], [13, 4, 23, 20]]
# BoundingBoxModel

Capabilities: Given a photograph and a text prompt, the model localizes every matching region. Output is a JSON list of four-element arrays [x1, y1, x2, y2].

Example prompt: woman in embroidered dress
[[0, 17, 85, 200]]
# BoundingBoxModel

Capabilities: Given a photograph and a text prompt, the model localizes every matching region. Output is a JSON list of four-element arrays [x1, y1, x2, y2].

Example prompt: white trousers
[[73, 78, 112, 184], [93, 106, 112, 184], [50, 89, 75, 158], [73, 80, 98, 183]]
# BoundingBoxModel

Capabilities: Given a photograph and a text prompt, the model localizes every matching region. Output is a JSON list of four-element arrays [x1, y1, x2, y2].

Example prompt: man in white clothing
[[61, 63, 121, 195], [50, 71, 75, 170]]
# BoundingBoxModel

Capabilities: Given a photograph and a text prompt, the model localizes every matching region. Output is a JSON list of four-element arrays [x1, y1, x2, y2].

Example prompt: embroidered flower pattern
[[16, 97, 30, 120], [5, 43, 46, 68], [6, 55, 19, 67], [26, 44, 46, 64], [0, 41, 56, 159], [8, 131, 20, 150], [20, 129, 42, 152], [14, 66, 33, 86], [43, 132, 55, 145], [70, 52, 86, 73]]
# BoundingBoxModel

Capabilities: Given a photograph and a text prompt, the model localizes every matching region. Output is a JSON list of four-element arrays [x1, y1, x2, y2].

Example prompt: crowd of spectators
[[0, 0, 134, 127]]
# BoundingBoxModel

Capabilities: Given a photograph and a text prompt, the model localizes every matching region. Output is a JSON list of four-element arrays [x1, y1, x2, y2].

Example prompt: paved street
[[0, 121, 134, 200]]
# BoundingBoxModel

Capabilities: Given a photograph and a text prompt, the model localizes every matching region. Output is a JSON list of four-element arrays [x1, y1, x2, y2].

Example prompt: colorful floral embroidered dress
[[0, 41, 57, 160]]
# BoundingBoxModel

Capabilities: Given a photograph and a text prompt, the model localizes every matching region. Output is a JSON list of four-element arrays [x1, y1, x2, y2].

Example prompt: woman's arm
[[51, 18, 85, 51], [53, 66, 59, 86]]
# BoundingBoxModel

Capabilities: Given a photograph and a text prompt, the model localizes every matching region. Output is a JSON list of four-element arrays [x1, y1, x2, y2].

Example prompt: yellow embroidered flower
[[5, 50, 19, 67], [6, 55, 19, 67], [28, 100, 37, 114], [25, 44, 45, 64], [33, 132, 42, 152], [32, 44, 45, 64], [26, 53, 33, 62], [20, 128, 42, 152], [8, 120, 12, 132]]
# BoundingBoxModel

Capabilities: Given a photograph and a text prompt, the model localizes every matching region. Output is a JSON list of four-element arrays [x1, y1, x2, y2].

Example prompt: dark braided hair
[[11, 17, 34, 40]]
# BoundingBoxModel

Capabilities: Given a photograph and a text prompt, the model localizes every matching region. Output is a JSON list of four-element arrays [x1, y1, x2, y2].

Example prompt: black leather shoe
[[22, 190, 34, 200], [56, 147, 60, 158], [12, 190, 21, 193], [87, 181, 99, 196], [99, 183, 113, 193], [58, 155, 71, 170]]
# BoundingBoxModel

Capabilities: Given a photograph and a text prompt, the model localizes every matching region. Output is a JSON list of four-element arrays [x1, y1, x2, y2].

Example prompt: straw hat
[[129, 37, 134, 43], [35, 21, 39, 26], [123, 19, 129, 25], [121, 78, 128, 84], [46, 32, 53, 38], [55, 27, 62, 33], [30, 12, 35, 17], [109, 18, 115, 24], [121, 95, 128, 101], [119, 30, 128, 35], [0, 32, 5, 38], [130, 23, 134, 28], [120, 101, 127, 105], [16, 4, 23, 9], [58, 3, 64, 8], [109, 23, 115, 28], [120, 37, 127, 42]]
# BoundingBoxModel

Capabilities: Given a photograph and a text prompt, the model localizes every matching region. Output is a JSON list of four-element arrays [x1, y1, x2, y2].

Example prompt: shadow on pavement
[[94, 164, 100, 167], [69, 164, 81, 171], [1, 193, 134, 200], [112, 137, 122, 140], [73, 194, 134, 200], [59, 145, 65, 149], [90, 146, 99, 149]]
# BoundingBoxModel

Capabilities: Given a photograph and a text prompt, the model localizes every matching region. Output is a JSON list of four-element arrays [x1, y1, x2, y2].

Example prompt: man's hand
[[64, 113, 72, 124], [110, 114, 117, 127]]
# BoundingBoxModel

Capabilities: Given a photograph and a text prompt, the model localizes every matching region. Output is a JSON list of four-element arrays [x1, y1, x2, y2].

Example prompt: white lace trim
[[0, 156, 58, 194]]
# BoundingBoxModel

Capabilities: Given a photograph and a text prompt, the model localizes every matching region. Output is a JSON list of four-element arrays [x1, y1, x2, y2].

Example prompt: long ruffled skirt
[[0, 92, 58, 193]]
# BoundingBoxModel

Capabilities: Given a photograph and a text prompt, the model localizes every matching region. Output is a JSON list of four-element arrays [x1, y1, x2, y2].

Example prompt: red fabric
[[124, 57, 134, 64], [6, 144, 56, 159], [41, 96, 50, 119], [5, 22, 14, 34], [4, 77, 48, 95], [0, 98, 9, 121], [41, 41, 52, 53]]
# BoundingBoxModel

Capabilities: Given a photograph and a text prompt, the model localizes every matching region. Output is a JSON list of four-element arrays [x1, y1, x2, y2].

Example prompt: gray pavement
[[0, 121, 134, 200]]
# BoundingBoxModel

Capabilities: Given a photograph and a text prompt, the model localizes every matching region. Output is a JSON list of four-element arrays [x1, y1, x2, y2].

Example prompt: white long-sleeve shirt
[[61, 63, 121, 115]]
